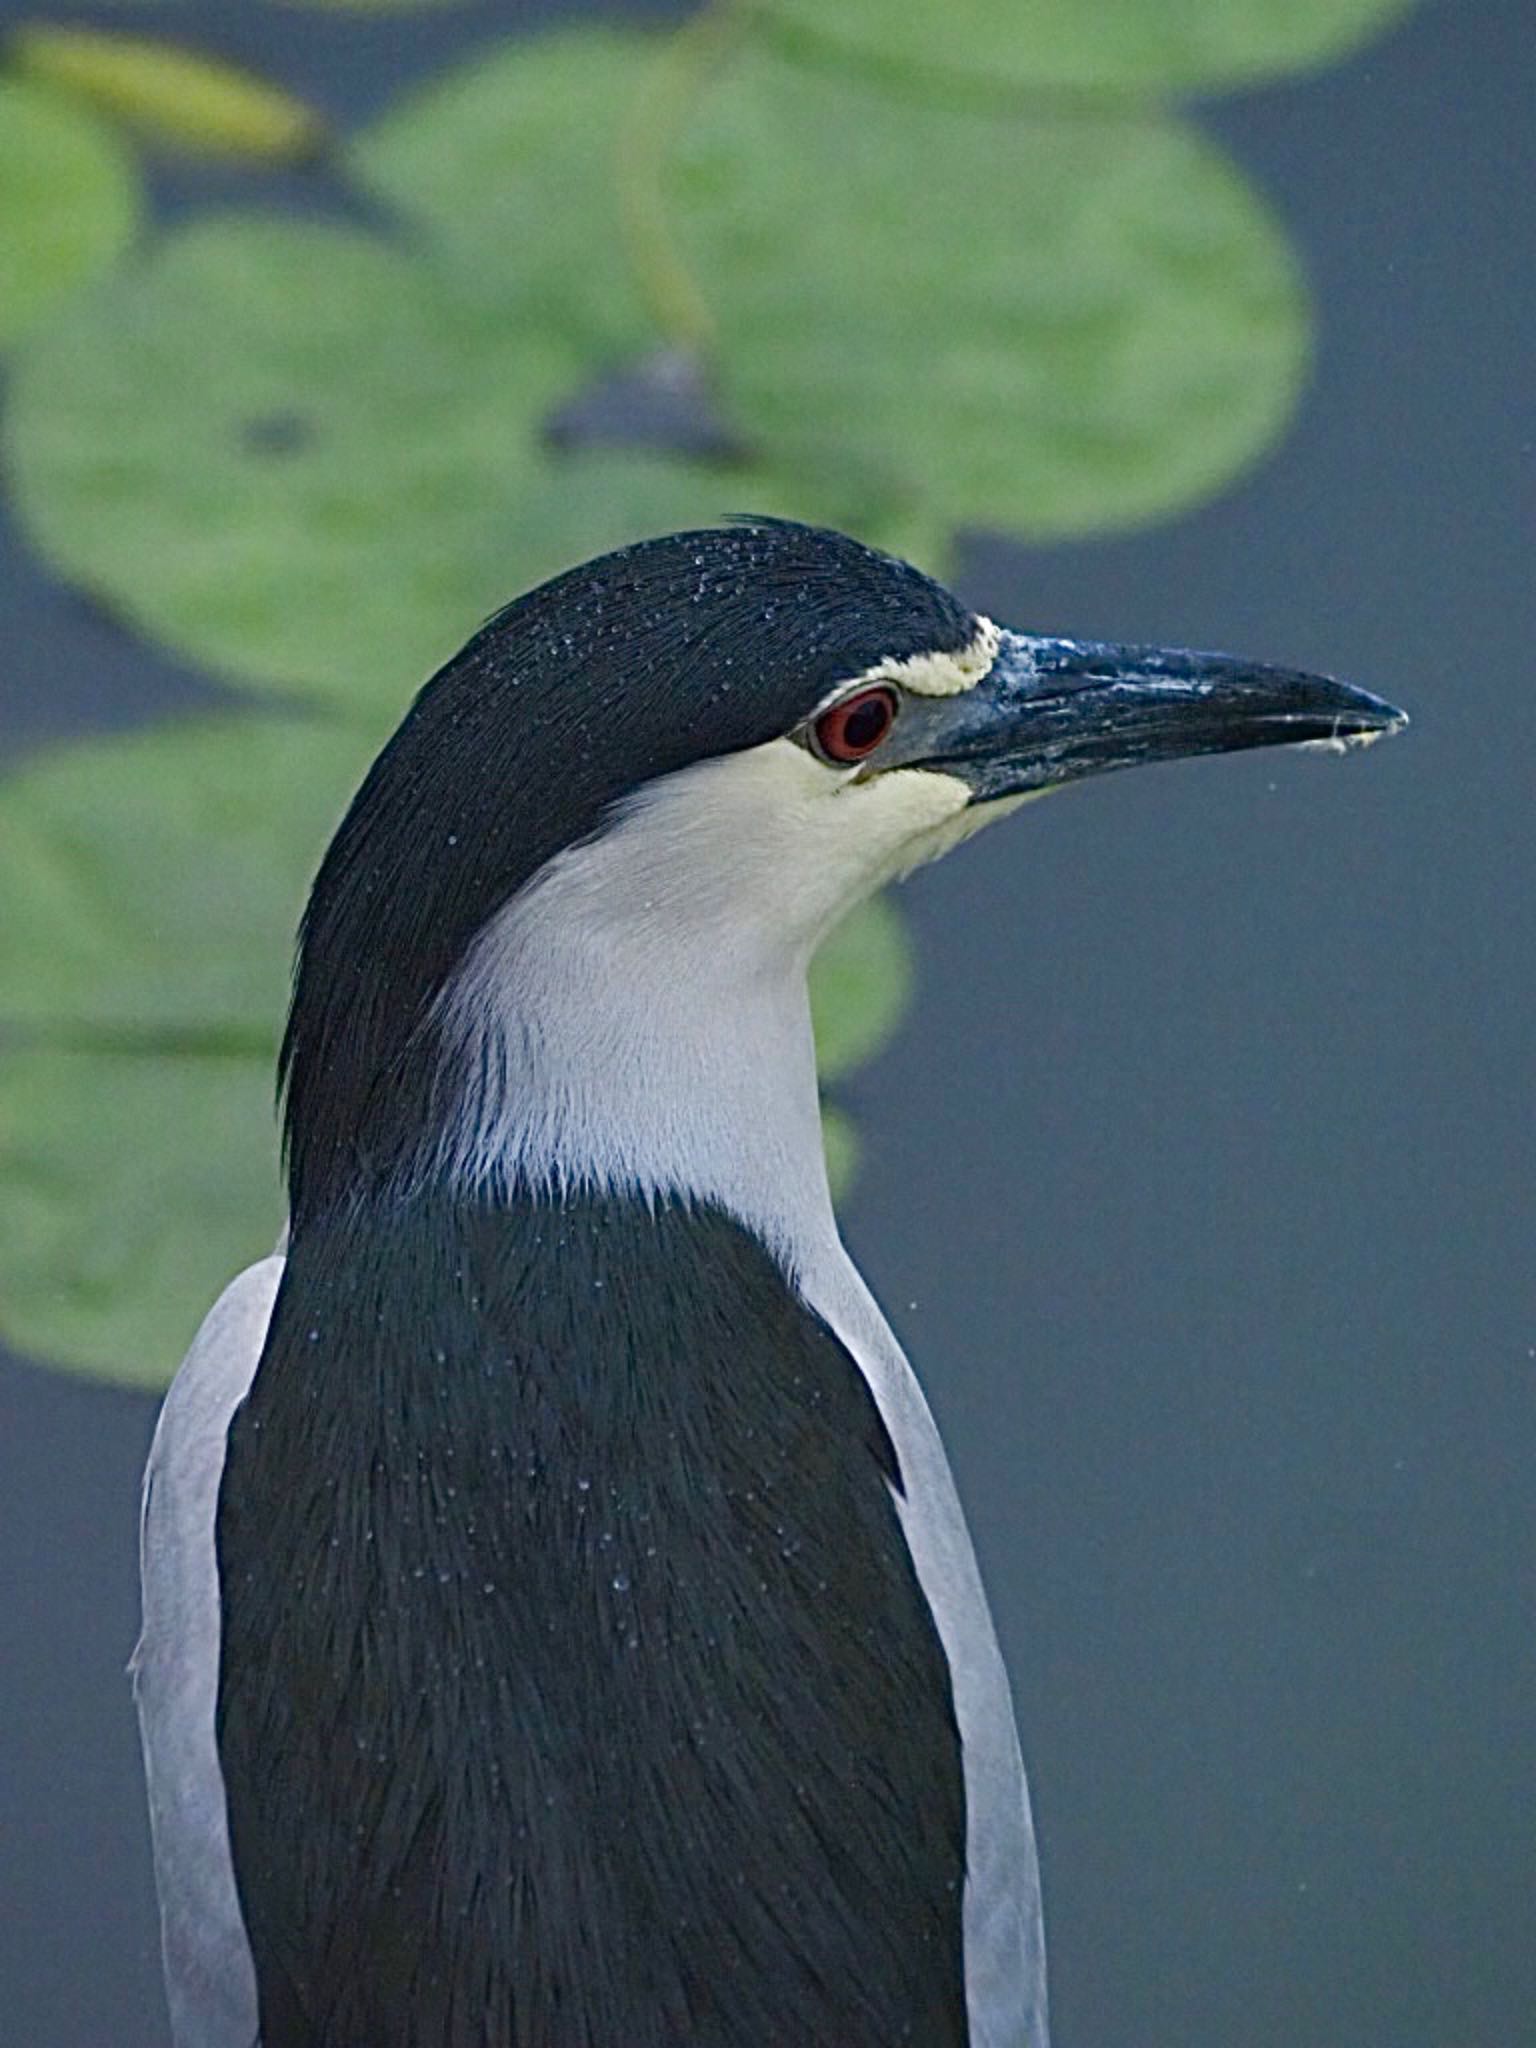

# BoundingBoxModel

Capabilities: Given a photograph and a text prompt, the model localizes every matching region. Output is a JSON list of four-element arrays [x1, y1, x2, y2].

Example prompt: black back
[[216, 1190, 969, 2046], [278, 522, 975, 1223]]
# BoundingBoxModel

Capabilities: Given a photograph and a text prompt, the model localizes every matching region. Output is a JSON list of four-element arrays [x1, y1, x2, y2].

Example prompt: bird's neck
[[428, 875, 839, 1281]]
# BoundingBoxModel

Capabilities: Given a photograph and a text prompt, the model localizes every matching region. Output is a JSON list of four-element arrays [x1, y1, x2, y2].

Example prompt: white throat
[[439, 899, 833, 1271], [432, 737, 984, 1272]]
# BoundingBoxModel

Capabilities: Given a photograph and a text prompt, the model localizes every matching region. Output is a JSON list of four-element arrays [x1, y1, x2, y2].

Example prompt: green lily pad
[[672, 50, 1310, 537], [347, 28, 656, 357], [809, 893, 914, 1081], [0, 1045, 282, 1387], [763, 0, 1420, 95], [0, 716, 373, 1042], [0, 77, 140, 349], [4, 216, 583, 719]]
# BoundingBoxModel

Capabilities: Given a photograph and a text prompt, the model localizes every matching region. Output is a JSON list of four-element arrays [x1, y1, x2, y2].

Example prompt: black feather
[[216, 1188, 968, 2047]]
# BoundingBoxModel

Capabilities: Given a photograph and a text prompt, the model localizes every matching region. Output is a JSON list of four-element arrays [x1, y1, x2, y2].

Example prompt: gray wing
[[131, 1256, 283, 2048]]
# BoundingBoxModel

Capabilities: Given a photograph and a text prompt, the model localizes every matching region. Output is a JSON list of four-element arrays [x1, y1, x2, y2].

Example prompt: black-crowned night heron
[[133, 520, 1404, 2046]]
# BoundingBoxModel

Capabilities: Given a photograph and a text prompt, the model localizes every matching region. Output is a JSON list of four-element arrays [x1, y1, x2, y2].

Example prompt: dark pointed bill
[[895, 631, 1408, 800]]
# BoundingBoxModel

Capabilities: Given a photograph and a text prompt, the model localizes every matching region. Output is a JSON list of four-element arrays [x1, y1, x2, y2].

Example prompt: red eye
[[812, 685, 899, 765]]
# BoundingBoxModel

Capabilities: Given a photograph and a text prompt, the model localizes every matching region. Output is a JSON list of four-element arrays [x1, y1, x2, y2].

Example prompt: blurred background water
[[0, 0, 1531, 2042]]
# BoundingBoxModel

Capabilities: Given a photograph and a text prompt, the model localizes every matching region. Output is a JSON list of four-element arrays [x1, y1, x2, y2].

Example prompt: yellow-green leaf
[[0, 76, 139, 347], [9, 25, 326, 162]]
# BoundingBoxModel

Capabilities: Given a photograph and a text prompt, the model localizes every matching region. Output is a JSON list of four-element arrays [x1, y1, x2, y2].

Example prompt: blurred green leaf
[[0, 716, 371, 1039], [762, 0, 1419, 94], [347, 28, 655, 355], [0, 76, 140, 348], [810, 893, 914, 1081], [672, 50, 1309, 538], [9, 26, 327, 161], [5, 217, 578, 717], [0, 1046, 281, 1387]]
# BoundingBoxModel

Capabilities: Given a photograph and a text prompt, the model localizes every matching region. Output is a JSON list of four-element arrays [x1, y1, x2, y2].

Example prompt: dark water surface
[[2, 0, 1532, 2042]]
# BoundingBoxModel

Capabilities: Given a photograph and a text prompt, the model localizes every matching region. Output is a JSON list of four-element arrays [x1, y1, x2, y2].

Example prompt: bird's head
[[282, 519, 1403, 1229]]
